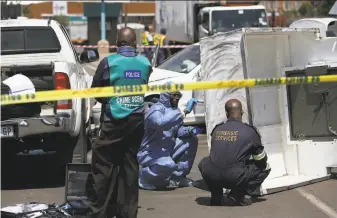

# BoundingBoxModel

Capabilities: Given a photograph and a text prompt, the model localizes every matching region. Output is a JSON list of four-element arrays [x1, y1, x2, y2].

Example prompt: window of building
[[125, 15, 154, 25]]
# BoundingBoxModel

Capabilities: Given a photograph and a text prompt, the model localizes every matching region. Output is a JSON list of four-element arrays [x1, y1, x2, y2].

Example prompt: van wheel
[[71, 100, 88, 163], [56, 120, 87, 165], [56, 101, 88, 165], [72, 117, 88, 163]]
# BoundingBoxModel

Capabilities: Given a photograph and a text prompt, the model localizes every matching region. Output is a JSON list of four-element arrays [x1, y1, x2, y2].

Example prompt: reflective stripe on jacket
[[142, 31, 150, 46], [153, 34, 166, 46]]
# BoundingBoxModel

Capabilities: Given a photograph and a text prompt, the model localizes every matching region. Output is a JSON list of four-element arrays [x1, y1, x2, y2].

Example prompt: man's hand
[[189, 126, 203, 135], [185, 98, 198, 114]]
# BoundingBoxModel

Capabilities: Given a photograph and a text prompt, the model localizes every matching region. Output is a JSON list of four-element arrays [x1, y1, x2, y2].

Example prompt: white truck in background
[[0, 19, 97, 166], [155, 1, 269, 46]]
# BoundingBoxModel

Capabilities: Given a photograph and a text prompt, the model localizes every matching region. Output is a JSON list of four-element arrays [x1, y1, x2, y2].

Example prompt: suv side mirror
[[80, 49, 99, 63]]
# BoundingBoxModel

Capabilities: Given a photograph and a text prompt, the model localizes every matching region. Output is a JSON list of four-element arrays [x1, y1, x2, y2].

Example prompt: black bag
[[65, 163, 95, 215]]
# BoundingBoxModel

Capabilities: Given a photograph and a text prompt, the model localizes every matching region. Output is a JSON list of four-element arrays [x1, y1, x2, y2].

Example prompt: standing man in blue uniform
[[137, 90, 202, 190], [89, 27, 152, 218], [198, 99, 271, 206]]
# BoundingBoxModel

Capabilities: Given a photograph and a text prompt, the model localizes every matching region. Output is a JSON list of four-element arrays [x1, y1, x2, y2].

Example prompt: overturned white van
[[199, 28, 337, 194]]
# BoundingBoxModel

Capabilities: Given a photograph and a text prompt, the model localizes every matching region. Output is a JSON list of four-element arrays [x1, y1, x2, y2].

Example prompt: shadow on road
[[195, 196, 236, 206], [193, 179, 267, 206], [195, 196, 267, 207], [193, 179, 209, 192], [1, 152, 66, 190]]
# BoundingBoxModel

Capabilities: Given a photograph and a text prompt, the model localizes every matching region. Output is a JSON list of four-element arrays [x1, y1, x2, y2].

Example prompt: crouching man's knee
[[151, 157, 177, 178], [181, 134, 198, 148]]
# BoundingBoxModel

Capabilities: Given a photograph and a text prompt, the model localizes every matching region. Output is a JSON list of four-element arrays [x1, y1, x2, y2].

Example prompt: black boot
[[227, 192, 252, 206], [210, 193, 223, 206]]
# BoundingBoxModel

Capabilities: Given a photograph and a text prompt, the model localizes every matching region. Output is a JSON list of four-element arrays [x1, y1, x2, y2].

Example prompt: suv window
[[59, 24, 81, 63], [157, 45, 200, 74], [327, 21, 337, 37], [1, 27, 61, 55]]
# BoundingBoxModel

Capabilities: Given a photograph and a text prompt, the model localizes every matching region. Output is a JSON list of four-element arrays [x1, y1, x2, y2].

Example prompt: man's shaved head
[[117, 27, 137, 48], [225, 99, 243, 119]]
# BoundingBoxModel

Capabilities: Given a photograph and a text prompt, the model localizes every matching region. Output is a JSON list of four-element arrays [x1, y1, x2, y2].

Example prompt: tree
[[316, 0, 336, 16], [282, 9, 300, 27], [53, 15, 69, 27], [283, 9, 299, 18], [298, 1, 314, 17], [23, 5, 31, 17]]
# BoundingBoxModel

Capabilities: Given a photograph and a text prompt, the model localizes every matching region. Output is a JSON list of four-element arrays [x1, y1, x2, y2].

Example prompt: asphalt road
[[2, 134, 337, 218], [2, 61, 337, 218]]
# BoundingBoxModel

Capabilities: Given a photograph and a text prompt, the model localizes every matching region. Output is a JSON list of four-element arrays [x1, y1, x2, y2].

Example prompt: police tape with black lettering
[[1, 75, 336, 106]]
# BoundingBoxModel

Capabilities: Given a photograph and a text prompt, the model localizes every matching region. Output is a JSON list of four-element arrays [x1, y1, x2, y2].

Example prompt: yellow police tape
[[1, 75, 337, 105]]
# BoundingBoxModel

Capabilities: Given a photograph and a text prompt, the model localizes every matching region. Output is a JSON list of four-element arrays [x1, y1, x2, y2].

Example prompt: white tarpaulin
[[199, 30, 250, 150], [199, 28, 337, 194]]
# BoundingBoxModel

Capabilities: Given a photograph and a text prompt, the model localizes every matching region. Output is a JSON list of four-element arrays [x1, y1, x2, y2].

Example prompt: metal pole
[[101, 0, 106, 40], [123, 3, 128, 27]]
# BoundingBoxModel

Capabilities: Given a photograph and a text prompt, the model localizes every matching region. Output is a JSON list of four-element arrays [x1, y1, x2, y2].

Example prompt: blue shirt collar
[[117, 46, 137, 57], [226, 117, 242, 122]]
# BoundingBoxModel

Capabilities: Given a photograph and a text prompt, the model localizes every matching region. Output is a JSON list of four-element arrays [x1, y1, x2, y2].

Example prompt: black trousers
[[143, 48, 152, 62], [198, 157, 271, 202], [89, 114, 144, 218]]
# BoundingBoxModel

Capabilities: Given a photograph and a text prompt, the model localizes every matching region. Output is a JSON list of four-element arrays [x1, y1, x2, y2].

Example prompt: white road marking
[[297, 188, 337, 218]]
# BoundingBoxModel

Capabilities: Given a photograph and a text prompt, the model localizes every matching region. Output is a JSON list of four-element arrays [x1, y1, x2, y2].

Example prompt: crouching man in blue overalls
[[137, 91, 202, 190]]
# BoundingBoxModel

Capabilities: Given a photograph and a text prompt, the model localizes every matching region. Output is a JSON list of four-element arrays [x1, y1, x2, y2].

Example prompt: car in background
[[144, 43, 205, 126], [290, 18, 337, 37]]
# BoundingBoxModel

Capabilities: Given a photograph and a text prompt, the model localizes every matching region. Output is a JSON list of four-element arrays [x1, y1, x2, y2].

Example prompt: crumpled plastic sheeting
[[1, 203, 48, 217], [199, 30, 251, 150], [1, 203, 71, 218]]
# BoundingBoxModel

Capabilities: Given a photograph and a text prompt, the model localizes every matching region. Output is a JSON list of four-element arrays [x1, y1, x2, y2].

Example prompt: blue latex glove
[[186, 98, 198, 113], [189, 126, 203, 135]]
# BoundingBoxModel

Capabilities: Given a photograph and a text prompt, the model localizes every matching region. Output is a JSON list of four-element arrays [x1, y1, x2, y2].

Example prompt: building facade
[[260, 0, 302, 13], [259, 1, 303, 27], [122, 2, 155, 25], [24, 2, 83, 19], [25, 1, 155, 25], [22, 1, 155, 46]]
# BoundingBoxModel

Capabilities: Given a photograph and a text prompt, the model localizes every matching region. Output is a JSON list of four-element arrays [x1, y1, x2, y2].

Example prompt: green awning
[[83, 2, 122, 18]]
